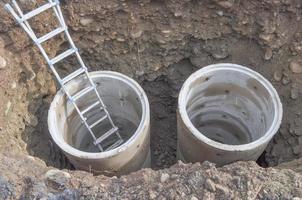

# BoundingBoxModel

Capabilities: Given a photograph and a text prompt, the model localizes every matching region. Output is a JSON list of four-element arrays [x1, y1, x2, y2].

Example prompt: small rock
[[264, 48, 273, 60], [217, 1, 233, 8], [160, 173, 170, 183], [212, 52, 228, 60], [205, 178, 216, 192], [162, 30, 171, 34], [0, 56, 7, 69], [289, 61, 302, 74], [5, 101, 11, 116], [117, 37, 125, 42], [131, 30, 143, 39], [174, 11, 182, 17], [217, 11, 224, 16], [291, 87, 299, 99], [149, 190, 157, 199], [11, 82, 17, 89], [29, 115, 38, 127], [273, 71, 282, 81], [259, 33, 274, 43], [45, 169, 71, 189], [191, 196, 198, 200], [281, 76, 291, 85], [80, 18, 93, 26]]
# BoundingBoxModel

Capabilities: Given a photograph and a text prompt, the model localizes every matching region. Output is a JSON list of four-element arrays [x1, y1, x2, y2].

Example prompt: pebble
[[264, 48, 273, 60], [131, 30, 143, 39], [5, 101, 11, 116], [291, 87, 299, 99], [281, 76, 291, 85], [0, 56, 7, 69], [205, 178, 216, 192], [11, 82, 17, 89], [45, 169, 71, 188], [174, 11, 182, 17], [29, 115, 38, 127], [80, 18, 93, 26], [259, 33, 274, 43], [289, 61, 302, 74], [162, 30, 171, 34], [117, 38, 125, 42], [217, 11, 224, 16], [212, 52, 228, 59], [273, 71, 282, 81], [217, 1, 233, 8], [160, 173, 170, 183], [191, 196, 198, 200], [149, 190, 157, 199]]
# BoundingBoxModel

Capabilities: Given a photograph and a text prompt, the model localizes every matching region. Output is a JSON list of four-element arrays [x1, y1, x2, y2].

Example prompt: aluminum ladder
[[5, 0, 123, 152]]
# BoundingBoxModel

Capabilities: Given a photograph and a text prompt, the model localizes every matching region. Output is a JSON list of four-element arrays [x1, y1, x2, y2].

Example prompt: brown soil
[[0, 0, 302, 198]]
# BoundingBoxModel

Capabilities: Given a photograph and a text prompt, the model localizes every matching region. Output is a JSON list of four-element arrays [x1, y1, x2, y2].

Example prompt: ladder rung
[[106, 139, 123, 151], [62, 68, 85, 84], [93, 127, 118, 145], [81, 101, 101, 115], [21, 2, 57, 22], [72, 86, 94, 101], [51, 48, 76, 65], [37, 27, 65, 43], [90, 115, 107, 129]]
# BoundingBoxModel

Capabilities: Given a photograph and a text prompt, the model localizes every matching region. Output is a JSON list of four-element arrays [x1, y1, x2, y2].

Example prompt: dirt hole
[[21, 37, 301, 171]]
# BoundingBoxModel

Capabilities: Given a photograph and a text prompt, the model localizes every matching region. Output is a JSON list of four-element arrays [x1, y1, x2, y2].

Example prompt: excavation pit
[[48, 71, 150, 175], [177, 63, 283, 166]]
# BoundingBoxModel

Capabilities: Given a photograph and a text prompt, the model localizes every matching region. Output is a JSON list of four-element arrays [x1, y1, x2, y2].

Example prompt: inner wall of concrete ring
[[48, 71, 150, 176], [177, 63, 283, 166]]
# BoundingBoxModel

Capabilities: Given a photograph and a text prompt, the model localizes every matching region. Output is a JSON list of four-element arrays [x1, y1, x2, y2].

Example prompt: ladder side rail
[[6, 2, 78, 106], [60, 18, 122, 139], [68, 97, 104, 151], [48, 0, 65, 29], [58, 10, 122, 140], [51, 0, 67, 29]]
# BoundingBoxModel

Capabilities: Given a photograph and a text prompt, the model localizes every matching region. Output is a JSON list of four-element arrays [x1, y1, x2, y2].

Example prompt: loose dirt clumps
[[0, 0, 302, 198]]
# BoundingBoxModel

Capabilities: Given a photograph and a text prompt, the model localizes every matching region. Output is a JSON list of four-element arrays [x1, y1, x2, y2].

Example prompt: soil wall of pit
[[0, 1, 301, 197]]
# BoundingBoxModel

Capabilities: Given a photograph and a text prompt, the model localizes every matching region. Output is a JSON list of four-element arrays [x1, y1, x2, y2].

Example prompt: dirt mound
[[1, 152, 302, 199]]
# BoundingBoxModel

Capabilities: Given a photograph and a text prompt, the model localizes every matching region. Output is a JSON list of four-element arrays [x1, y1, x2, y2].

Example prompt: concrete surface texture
[[177, 64, 282, 166]]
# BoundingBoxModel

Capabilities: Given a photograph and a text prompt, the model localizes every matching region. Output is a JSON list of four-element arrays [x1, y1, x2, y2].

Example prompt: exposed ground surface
[[0, 0, 302, 199], [1, 152, 302, 199]]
